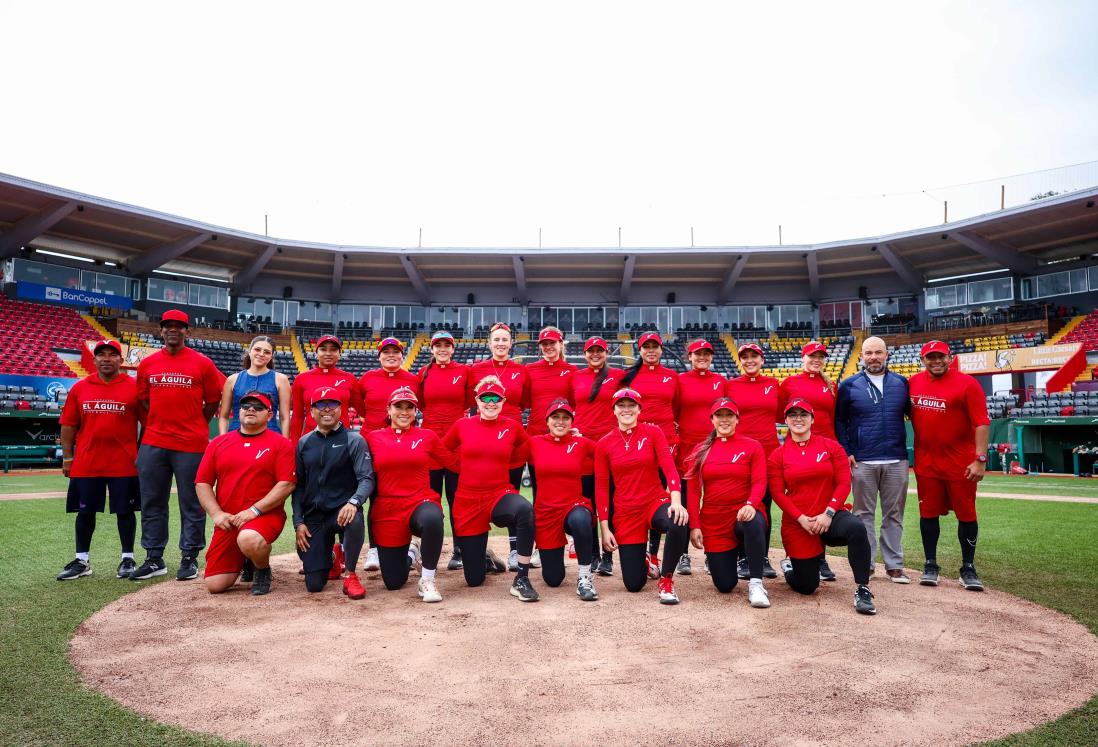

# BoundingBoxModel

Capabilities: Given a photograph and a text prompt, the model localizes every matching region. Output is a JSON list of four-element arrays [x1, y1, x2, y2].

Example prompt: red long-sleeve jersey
[[417, 361, 471, 438], [524, 359, 578, 435], [594, 423, 680, 521], [684, 435, 766, 529], [365, 426, 458, 503], [359, 367, 421, 431], [677, 369, 727, 443], [725, 374, 781, 455], [571, 366, 623, 441], [766, 435, 850, 520], [468, 358, 529, 422], [527, 434, 595, 508], [778, 372, 837, 440], [442, 416, 529, 499], [289, 367, 365, 445], [620, 364, 680, 445]]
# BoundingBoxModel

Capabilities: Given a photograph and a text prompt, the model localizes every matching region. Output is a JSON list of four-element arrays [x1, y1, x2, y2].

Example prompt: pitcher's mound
[[71, 540, 1098, 747]]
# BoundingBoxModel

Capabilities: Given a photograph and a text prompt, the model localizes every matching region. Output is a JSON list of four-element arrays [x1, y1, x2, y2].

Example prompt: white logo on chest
[[731, 452, 746, 463], [636, 437, 648, 450], [497, 428, 510, 440], [255, 448, 271, 460], [566, 443, 577, 454], [334, 379, 346, 387], [764, 386, 774, 395], [452, 376, 462, 385], [713, 382, 721, 391], [411, 439, 423, 450], [511, 373, 520, 381], [816, 452, 827, 463], [662, 377, 672, 384]]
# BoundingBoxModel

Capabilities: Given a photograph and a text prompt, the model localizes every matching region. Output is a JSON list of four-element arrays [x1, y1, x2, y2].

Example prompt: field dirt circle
[[72, 538, 1098, 747]]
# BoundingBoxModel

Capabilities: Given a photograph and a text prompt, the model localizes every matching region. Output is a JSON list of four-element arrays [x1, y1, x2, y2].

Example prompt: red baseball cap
[[545, 398, 574, 419], [160, 309, 189, 327], [737, 342, 764, 358], [710, 397, 740, 417], [921, 340, 951, 357], [388, 386, 419, 406], [379, 337, 405, 352], [784, 398, 815, 416], [310, 386, 348, 406], [802, 341, 828, 357], [637, 331, 663, 347], [538, 328, 564, 343], [92, 339, 122, 356], [612, 388, 642, 405], [476, 380, 507, 399], [316, 334, 342, 350], [584, 336, 609, 352], [687, 339, 714, 354], [240, 391, 273, 410], [430, 330, 455, 343]]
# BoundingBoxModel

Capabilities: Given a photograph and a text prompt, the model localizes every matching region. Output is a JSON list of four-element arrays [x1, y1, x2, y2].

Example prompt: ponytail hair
[[588, 364, 609, 403], [683, 430, 719, 483], [618, 359, 644, 389]]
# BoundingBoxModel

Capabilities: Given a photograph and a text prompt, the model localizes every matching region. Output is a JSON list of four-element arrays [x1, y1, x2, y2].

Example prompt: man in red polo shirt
[[56, 340, 144, 581], [196, 392, 296, 595], [132, 310, 226, 583], [908, 340, 990, 591]]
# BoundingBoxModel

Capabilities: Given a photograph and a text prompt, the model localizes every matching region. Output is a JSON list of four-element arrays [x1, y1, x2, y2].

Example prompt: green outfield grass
[[0, 473, 1095, 746]]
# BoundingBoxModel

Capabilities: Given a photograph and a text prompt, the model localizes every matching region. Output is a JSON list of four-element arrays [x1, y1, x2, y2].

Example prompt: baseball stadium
[[1, 165, 1098, 747]]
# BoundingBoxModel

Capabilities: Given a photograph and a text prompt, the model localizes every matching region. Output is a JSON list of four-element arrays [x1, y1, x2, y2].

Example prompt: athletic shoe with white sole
[[418, 576, 442, 603], [779, 557, 793, 580], [920, 561, 940, 587], [176, 555, 199, 581], [510, 575, 540, 602], [855, 584, 877, 615], [646, 553, 660, 580], [736, 557, 750, 580], [407, 538, 422, 574], [676, 554, 692, 576], [447, 547, 463, 571], [576, 575, 599, 601], [364, 546, 380, 572], [486, 548, 507, 574], [657, 575, 679, 605], [116, 557, 137, 579], [595, 552, 614, 577], [507, 549, 520, 572], [818, 557, 836, 582], [57, 559, 92, 581], [130, 556, 167, 581], [959, 564, 985, 591], [748, 580, 770, 608], [761, 558, 779, 579], [342, 572, 366, 600], [886, 568, 911, 584], [530, 548, 541, 568]]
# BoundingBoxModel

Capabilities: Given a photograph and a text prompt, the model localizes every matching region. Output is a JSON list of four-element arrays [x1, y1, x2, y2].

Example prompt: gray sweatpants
[[851, 460, 909, 571], [137, 444, 206, 556]]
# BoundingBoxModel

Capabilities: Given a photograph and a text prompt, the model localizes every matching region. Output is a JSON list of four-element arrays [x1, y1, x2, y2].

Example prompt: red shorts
[[372, 495, 442, 547], [204, 511, 285, 578], [535, 499, 592, 549], [701, 502, 767, 553], [453, 490, 513, 537], [779, 515, 824, 560], [916, 476, 978, 521], [613, 497, 671, 545]]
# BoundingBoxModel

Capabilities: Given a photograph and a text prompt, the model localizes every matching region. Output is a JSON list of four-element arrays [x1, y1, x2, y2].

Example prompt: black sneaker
[[855, 584, 877, 615], [116, 558, 137, 579], [130, 556, 167, 581], [576, 575, 599, 601], [485, 549, 506, 574], [596, 552, 614, 577], [251, 566, 272, 596], [675, 554, 692, 576], [920, 561, 941, 587], [819, 558, 837, 582], [779, 558, 793, 579], [761, 558, 779, 579], [57, 559, 92, 581], [176, 555, 199, 581], [447, 547, 463, 571], [510, 574, 539, 602], [959, 564, 985, 591], [240, 559, 255, 583], [736, 557, 750, 579]]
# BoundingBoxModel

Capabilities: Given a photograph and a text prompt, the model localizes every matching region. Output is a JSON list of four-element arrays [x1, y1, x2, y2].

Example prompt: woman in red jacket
[[595, 388, 689, 604], [418, 330, 471, 570], [675, 339, 727, 575], [525, 327, 577, 437], [443, 376, 539, 602], [767, 399, 876, 615], [684, 398, 770, 608], [527, 399, 599, 601], [365, 387, 458, 603]]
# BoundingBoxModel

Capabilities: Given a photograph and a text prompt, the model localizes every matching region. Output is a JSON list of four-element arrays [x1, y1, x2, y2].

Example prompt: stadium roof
[[2, 171, 1097, 306]]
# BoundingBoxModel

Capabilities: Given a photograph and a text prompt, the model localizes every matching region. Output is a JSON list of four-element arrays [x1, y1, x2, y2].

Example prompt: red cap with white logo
[[737, 342, 764, 358], [545, 398, 574, 420], [612, 388, 642, 405], [637, 331, 663, 347], [710, 397, 740, 417], [310, 386, 348, 406], [476, 380, 507, 399], [584, 336, 608, 352], [921, 340, 951, 357], [93, 339, 123, 356], [802, 341, 828, 357], [687, 339, 713, 354], [784, 398, 815, 416], [388, 386, 419, 406], [538, 328, 564, 343], [316, 334, 342, 350], [240, 391, 273, 410]]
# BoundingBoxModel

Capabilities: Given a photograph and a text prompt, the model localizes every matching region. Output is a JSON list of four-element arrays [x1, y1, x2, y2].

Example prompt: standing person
[[442, 376, 540, 602], [418, 330, 471, 570], [777, 340, 839, 581], [908, 340, 990, 591], [293, 387, 374, 599], [527, 399, 599, 601], [571, 336, 623, 576], [218, 335, 291, 435], [835, 336, 911, 583], [56, 340, 143, 581], [366, 387, 459, 602], [132, 310, 226, 582], [195, 392, 296, 595], [595, 388, 689, 604], [675, 339, 727, 575], [767, 399, 876, 615], [684, 398, 770, 608], [617, 331, 680, 579], [525, 327, 577, 438], [725, 342, 781, 579]]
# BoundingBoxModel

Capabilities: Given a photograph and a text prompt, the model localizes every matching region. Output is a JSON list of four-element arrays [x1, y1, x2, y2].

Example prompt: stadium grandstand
[[3, 171, 1098, 472]]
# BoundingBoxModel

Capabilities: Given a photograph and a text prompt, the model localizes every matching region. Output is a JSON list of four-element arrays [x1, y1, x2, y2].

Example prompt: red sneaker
[[646, 553, 660, 580], [329, 542, 345, 580], [342, 572, 366, 600], [567, 541, 577, 560], [657, 575, 679, 604]]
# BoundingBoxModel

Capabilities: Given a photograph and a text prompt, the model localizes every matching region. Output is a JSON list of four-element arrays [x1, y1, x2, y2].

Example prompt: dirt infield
[[72, 538, 1098, 747]]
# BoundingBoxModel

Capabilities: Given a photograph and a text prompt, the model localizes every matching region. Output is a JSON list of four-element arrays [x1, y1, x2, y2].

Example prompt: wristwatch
[[824, 507, 836, 518], [976, 455, 987, 463]]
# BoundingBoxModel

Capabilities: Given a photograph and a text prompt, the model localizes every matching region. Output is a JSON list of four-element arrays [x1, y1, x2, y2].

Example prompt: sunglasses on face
[[478, 394, 503, 404], [239, 402, 269, 412], [313, 402, 340, 411]]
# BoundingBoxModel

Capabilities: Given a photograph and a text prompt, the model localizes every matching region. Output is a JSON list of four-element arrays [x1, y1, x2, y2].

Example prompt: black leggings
[[303, 510, 366, 593], [75, 511, 136, 555], [620, 504, 689, 592], [507, 466, 525, 549], [540, 506, 595, 587], [784, 511, 871, 594], [706, 511, 768, 592], [647, 467, 674, 555], [376, 502, 445, 590], [454, 492, 533, 587], [429, 468, 460, 536], [579, 475, 604, 560]]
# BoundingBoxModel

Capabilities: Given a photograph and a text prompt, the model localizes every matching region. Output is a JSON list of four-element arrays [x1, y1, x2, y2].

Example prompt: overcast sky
[[3, 2, 1097, 249]]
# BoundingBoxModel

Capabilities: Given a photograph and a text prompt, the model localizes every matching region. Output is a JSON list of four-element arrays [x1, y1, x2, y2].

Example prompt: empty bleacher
[[0, 294, 98, 378]]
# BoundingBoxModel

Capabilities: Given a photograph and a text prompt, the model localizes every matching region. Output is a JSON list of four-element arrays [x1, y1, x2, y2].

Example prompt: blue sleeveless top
[[229, 369, 281, 433]]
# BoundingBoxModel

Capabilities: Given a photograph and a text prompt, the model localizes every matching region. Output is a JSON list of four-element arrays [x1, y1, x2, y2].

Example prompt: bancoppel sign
[[15, 280, 133, 310]]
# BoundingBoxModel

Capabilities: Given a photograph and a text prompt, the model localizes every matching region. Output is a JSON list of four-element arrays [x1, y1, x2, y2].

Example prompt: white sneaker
[[407, 539, 422, 574], [530, 548, 541, 568], [365, 546, 380, 571], [417, 576, 442, 602], [576, 575, 599, 601], [748, 580, 770, 608], [507, 549, 519, 572]]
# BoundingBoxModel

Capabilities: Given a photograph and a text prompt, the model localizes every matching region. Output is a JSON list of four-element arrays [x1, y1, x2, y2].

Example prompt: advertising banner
[[15, 280, 133, 310], [0, 373, 76, 401], [955, 343, 1082, 375]]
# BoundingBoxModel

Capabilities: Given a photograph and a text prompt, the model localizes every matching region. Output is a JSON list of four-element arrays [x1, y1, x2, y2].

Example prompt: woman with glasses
[[218, 335, 291, 435]]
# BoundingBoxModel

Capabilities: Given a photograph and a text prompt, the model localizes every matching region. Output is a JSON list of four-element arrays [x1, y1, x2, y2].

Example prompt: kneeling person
[[196, 392, 296, 595]]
